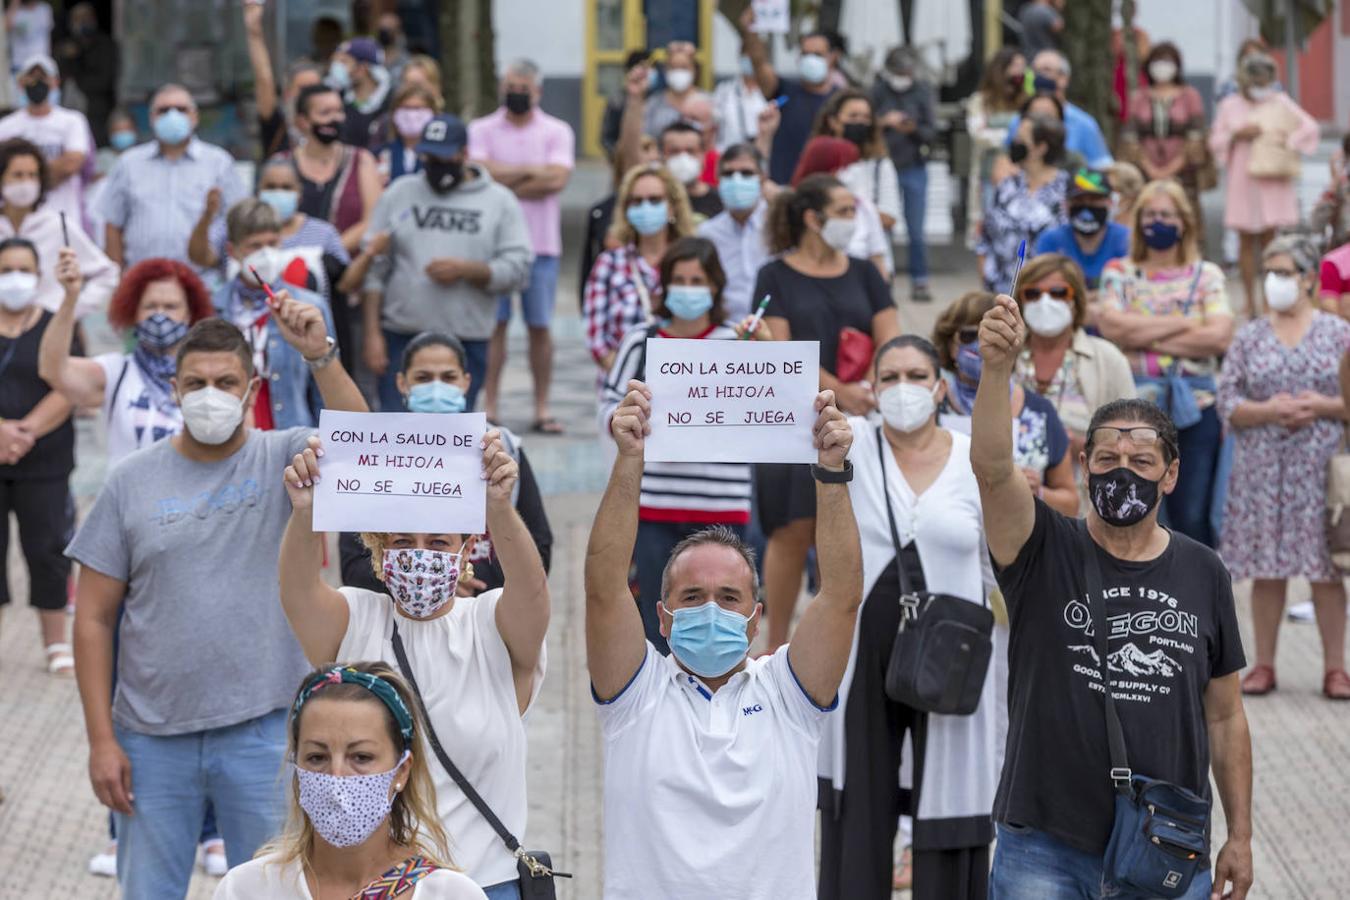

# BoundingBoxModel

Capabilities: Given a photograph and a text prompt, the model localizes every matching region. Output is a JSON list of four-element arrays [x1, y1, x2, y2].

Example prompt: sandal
[[531, 417, 565, 435], [1324, 669, 1350, 700], [44, 642, 75, 677], [1240, 664, 1276, 696]]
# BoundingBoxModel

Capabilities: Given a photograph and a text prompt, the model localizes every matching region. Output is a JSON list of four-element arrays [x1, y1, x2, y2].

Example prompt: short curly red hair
[[106, 258, 214, 331]]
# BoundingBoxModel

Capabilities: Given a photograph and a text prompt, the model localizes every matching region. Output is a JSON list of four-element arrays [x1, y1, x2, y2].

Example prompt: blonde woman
[[582, 163, 694, 373], [214, 662, 487, 899], [1098, 179, 1234, 547]]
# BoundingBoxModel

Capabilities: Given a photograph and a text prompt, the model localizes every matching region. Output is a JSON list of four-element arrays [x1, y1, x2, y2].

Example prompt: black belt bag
[[1079, 523, 1210, 898], [391, 621, 571, 899], [875, 428, 993, 715]]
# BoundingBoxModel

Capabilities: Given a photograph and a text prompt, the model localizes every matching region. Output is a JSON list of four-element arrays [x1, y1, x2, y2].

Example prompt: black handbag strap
[[1077, 521, 1133, 796], [389, 620, 521, 853]]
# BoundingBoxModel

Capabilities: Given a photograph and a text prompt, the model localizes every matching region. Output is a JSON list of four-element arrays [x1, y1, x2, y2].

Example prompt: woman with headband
[[215, 662, 487, 898]]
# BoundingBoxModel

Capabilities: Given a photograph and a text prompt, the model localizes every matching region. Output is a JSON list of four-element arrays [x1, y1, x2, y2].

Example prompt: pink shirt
[[468, 107, 575, 257]]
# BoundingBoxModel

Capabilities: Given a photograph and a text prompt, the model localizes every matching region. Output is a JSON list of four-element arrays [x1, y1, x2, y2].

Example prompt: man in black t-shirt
[[971, 294, 1254, 900]]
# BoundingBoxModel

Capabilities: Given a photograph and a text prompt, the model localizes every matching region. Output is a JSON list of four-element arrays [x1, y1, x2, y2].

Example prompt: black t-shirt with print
[[993, 500, 1245, 859]]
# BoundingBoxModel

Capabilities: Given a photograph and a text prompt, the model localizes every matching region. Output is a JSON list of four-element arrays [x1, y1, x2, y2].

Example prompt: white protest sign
[[751, 0, 790, 33], [312, 410, 487, 534], [644, 339, 819, 464]]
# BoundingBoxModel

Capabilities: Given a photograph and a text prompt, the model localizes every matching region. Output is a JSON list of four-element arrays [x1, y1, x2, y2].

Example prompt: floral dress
[[1216, 312, 1350, 581], [975, 169, 1068, 289]]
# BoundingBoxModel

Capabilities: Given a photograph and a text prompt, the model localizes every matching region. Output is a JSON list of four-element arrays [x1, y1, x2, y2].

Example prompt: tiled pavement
[[3, 175, 1349, 898]]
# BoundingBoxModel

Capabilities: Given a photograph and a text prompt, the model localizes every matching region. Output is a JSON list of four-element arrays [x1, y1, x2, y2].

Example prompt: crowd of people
[[4, 1, 1349, 898]]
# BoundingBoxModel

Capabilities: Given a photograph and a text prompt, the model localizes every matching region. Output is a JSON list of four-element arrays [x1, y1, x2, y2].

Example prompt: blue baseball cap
[[415, 114, 467, 158]]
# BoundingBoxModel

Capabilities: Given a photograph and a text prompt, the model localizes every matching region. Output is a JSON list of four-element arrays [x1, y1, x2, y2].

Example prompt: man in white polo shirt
[[586, 378, 863, 900]]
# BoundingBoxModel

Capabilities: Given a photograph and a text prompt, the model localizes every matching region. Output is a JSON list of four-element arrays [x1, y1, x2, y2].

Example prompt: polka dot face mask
[[382, 547, 464, 618], [295, 750, 410, 848]]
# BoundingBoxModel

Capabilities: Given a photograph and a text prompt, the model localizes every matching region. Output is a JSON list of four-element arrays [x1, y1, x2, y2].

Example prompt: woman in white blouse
[[277, 431, 550, 900], [818, 335, 1003, 900]]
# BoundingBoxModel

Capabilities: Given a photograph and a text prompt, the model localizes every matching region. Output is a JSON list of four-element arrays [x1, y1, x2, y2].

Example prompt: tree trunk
[[438, 2, 459, 111], [476, 0, 498, 117], [1061, 0, 1113, 131]]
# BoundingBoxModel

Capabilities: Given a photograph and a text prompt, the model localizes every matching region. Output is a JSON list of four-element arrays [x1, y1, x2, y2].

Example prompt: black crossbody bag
[[1078, 523, 1210, 897], [390, 621, 571, 899], [876, 428, 993, 715]]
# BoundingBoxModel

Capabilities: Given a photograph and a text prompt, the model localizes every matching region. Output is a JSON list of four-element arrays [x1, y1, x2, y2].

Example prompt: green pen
[[740, 294, 771, 340]]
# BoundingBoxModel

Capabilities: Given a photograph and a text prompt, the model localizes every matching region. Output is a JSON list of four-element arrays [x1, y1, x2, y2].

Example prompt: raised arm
[[187, 187, 223, 268], [971, 294, 1036, 566], [37, 249, 107, 408], [735, 6, 780, 100], [484, 429, 550, 711], [585, 379, 652, 699], [614, 64, 649, 177], [270, 289, 368, 412], [279, 436, 350, 664], [779, 392, 861, 707], [243, 0, 278, 124]]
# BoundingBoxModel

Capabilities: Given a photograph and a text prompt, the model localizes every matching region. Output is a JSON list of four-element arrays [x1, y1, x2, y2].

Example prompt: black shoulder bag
[[876, 427, 993, 715], [1078, 522, 1211, 897], [390, 621, 570, 899]]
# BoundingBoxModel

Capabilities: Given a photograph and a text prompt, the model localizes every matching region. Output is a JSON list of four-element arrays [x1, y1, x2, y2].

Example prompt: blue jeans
[[990, 824, 1213, 899], [634, 519, 747, 655], [1166, 406, 1222, 548], [483, 880, 523, 900], [377, 330, 489, 412], [898, 163, 929, 284], [497, 255, 561, 327], [114, 709, 288, 900]]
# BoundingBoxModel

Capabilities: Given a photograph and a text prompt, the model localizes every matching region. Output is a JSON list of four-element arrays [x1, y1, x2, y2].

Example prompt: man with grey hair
[[98, 82, 245, 271], [468, 59, 575, 433], [586, 377, 863, 899], [211, 198, 334, 429], [1004, 49, 1113, 169]]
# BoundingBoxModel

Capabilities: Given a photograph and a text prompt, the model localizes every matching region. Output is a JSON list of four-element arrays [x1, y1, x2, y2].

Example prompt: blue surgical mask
[[407, 381, 467, 414], [153, 109, 192, 145], [799, 53, 830, 85], [627, 199, 669, 236], [259, 189, 300, 222], [328, 60, 352, 90], [718, 172, 761, 211], [956, 340, 983, 383], [666, 601, 757, 678], [1142, 221, 1181, 251], [110, 130, 136, 151], [665, 285, 714, 321]]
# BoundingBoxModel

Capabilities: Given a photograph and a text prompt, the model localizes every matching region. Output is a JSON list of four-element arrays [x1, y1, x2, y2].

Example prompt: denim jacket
[[211, 281, 335, 429]]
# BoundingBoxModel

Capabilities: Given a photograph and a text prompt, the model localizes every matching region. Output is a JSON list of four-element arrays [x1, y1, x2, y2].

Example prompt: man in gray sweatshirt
[[362, 113, 533, 411]]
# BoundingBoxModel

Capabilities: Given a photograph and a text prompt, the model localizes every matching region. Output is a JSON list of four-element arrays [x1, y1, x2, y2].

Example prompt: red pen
[[249, 265, 279, 308]]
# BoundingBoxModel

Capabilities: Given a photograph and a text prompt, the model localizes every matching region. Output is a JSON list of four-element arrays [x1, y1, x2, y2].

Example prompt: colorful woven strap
[[351, 855, 440, 900]]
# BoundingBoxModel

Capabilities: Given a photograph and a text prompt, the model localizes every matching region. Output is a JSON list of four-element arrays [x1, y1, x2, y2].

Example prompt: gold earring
[[462, 562, 475, 583]]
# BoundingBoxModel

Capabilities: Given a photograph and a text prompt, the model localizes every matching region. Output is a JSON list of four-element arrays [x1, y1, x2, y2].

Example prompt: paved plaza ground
[[2, 169, 1348, 898]]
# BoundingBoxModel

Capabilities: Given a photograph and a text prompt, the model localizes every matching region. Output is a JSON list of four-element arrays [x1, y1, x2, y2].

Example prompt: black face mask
[[1088, 467, 1162, 527], [24, 80, 49, 105], [311, 121, 343, 145], [504, 91, 532, 116], [1070, 204, 1109, 236], [377, 27, 397, 47], [1008, 140, 1029, 164], [841, 122, 870, 148], [425, 158, 464, 194]]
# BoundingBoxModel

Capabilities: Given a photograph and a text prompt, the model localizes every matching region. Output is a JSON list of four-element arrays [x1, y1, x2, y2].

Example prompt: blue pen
[[1007, 240, 1026, 297], [773, 95, 789, 108]]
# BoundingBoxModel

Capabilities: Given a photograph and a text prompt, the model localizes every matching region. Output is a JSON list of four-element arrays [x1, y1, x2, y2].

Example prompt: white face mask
[[1022, 294, 1075, 337], [179, 385, 247, 445], [0, 270, 38, 311], [665, 68, 694, 93], [819, 216, 856, 252], [2, 180, 39, 209], [1148, 59, 1178, 84], [1247, 85, 1274, 102], [665, 151, 703, 185], [241, 245, 282, 286], [879, 382, 938, 433], [1264, 272, 1301, 312]]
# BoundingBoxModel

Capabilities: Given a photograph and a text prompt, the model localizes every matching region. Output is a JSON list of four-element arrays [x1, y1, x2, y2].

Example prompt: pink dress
[[1210, 91, 1318, 233]]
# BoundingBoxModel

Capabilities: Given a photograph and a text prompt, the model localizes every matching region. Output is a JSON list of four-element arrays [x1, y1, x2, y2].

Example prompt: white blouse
[[213, 854, 488, 899]]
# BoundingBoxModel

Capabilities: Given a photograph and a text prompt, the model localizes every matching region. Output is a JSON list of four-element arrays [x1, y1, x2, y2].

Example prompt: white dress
[[213, 854, 488, 899]]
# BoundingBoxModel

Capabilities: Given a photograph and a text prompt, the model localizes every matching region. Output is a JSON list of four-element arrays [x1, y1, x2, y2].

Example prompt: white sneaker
[[197, 838, 228, 877], [1287, 600, 1316, 622], [88, 842, 117, 878]]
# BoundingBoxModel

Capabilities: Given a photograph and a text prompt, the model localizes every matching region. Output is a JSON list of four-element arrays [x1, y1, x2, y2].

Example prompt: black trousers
[[0, 476, 74, 611]]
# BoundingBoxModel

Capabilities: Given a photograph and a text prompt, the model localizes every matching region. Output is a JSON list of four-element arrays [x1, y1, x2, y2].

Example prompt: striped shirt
[[583, 243, 661, 365], [601, 322, 752, 524]]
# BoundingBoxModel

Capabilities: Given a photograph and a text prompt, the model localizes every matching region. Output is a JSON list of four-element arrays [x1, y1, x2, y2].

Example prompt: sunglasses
[[957, 326, 980, 344], [1020, 285, 1074, 302], [1089, 426, 1176, 457]]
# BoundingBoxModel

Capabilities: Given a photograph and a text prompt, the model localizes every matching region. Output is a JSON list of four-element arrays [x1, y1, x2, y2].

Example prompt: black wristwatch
[[811, 461, 853, 484]]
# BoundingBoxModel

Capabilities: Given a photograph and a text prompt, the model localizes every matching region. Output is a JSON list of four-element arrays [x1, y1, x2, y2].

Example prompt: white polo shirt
[[596, 643, 834, 900]]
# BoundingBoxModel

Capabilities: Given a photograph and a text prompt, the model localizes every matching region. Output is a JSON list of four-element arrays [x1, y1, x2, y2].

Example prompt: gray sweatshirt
[[366, 163, 533, 340]]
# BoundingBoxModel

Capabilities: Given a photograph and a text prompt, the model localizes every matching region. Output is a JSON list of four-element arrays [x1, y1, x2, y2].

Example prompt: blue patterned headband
[[291, 666, 415, 749]]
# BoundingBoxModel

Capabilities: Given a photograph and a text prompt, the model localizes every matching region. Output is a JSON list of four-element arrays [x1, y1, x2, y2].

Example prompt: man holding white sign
[[276, 421, 550, 897], [586, 378, 862, 900]]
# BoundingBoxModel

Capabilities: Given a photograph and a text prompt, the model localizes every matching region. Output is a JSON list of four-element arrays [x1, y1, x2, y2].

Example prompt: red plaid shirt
[[583, 244, 661, 364]]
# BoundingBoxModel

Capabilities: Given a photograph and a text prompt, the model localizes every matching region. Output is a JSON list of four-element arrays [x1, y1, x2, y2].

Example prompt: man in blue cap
[[360, 114, 533, 412], [329, 36, 391, 149]]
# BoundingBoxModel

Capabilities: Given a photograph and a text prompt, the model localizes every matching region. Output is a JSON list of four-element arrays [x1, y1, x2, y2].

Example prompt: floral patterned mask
[[381, 547, 464, 619]]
